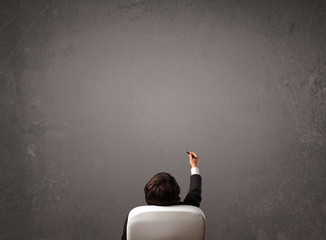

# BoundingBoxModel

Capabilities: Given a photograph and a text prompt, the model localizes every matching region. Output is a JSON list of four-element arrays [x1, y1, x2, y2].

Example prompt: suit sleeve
[[183, 174, 202, 207]]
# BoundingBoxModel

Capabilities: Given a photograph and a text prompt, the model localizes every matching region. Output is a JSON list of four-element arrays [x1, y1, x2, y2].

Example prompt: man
[[121, 151, 202, 240]]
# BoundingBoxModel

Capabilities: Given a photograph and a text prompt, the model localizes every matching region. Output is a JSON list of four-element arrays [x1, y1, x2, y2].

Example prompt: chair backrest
[[127, 205, 205, 240]]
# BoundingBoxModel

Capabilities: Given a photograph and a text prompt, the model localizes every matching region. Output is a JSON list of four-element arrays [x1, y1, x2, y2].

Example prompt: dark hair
[[144, 172, 181, 206]]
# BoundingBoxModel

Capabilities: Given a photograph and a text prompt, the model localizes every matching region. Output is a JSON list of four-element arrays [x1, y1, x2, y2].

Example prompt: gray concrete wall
[[1, 0, 326, 239]]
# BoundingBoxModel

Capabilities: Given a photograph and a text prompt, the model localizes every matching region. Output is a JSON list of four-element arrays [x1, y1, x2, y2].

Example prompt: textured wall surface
[[1, 0, 326, 239]]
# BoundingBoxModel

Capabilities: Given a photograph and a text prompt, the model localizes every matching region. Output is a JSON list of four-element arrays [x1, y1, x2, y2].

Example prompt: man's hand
[[188, 151, 199, 168]]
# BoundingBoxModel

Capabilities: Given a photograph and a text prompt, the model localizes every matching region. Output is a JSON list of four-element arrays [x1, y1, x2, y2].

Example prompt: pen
[[186, 151, 197, 159]]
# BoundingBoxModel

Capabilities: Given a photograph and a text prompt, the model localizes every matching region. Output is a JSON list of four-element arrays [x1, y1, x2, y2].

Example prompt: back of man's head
[[144, 172, 181, 206]]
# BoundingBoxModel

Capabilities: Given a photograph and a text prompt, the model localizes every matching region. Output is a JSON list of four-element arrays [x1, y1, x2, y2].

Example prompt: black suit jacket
[[121, 174, 202, 240]]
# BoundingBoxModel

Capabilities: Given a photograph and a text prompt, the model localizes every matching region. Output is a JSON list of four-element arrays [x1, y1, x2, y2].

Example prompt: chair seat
[[127, 205, 205, 240]]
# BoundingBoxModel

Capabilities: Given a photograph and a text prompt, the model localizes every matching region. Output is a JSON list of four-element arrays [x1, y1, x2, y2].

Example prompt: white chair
[[127, 205, 206, 240]]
